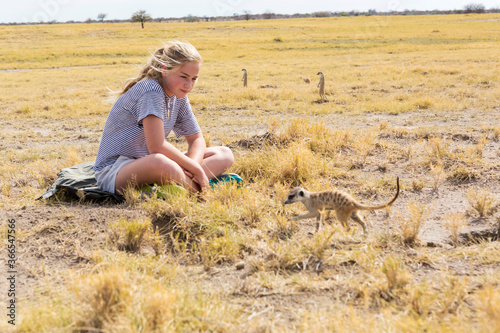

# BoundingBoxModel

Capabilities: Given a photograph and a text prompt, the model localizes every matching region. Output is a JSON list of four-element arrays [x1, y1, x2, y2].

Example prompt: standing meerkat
[[241, 68, 247, 87], [284, 177, 400, 234], [317, 71, 325, 100]]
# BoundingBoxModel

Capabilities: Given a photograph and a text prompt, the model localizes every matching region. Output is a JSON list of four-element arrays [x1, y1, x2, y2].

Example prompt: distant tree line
[[1, 3, 497, 26]]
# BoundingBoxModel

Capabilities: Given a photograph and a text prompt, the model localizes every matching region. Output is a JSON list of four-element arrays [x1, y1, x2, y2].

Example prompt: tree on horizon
[[131, 10, 152, 28], [97, 13, 107, 22], [464, 3, 486, 13]]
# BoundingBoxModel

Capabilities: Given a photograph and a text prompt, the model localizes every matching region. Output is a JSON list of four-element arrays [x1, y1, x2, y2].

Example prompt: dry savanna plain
[[1, 14, 500, 332]]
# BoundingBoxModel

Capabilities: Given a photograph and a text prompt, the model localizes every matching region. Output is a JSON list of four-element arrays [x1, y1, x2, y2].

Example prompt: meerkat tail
[[355, 177, 400, 211]]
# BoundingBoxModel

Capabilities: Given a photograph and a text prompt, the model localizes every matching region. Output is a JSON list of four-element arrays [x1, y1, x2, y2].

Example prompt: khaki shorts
[[95, 156, 135, 194]]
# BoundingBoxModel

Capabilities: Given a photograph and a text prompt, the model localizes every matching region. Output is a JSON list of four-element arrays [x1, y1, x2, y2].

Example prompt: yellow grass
[[1, 14, 500, 332]]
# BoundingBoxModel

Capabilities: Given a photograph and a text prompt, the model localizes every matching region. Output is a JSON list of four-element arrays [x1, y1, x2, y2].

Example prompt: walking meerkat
[[284, 177, 400, 234]]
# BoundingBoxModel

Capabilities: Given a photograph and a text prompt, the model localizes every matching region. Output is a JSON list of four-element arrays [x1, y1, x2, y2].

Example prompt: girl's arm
[[184, 132, 206, 166], [143, 115, 209, 190]]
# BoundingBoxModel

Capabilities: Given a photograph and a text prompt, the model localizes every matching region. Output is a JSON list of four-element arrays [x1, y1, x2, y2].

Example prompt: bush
[[464, 3, 486, 13]]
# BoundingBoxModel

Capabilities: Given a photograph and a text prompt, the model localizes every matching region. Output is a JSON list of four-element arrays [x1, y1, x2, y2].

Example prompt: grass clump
[[448, 165, 479, 183], [198, 233, 243, 270], [444, 213, 467, 247], [396, 200, 429, 246], [424, 137, 452, 165], [429, 162, 446, 191], [74, 269, 131, 331], [234, 141, 331, 187], [381, 255, 411, 291], [467, 189, 496, 217], [109, 217, 161, 253], [474, 285, 500, 332]]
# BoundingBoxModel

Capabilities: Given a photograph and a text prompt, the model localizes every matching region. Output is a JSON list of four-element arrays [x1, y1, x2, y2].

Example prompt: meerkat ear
[[299, 190, 304, 197]]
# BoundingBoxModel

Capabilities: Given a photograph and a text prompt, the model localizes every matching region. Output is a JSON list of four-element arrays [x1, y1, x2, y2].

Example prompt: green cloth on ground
[[140, 184, 186, 199], [38, 161, 124, 203]]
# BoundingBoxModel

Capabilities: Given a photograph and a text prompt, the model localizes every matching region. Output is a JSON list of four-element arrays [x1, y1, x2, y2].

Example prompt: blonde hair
[[113, 41, 202, 98]]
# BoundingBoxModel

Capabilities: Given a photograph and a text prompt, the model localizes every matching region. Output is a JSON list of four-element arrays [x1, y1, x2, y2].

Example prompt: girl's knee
[[149, 154, 183, 175], [218, 146, 234, 166], [148, 153, 169, 169]]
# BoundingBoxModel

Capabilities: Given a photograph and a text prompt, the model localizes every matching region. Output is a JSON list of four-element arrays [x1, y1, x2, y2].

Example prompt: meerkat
[[241, 68, 247, 87], [301, 77, 311, 84], [317, 71, 325, 100], [284, 177, 400, 234]]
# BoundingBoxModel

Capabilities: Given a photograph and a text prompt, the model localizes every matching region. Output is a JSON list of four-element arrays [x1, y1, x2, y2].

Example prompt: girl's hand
[[191, 169, 210, 192]]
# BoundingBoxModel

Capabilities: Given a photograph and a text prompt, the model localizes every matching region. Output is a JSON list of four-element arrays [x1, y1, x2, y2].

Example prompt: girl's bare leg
[[115, 146, 234, 195], [114, 153, 200, 194], [200, 146, 234, 179]]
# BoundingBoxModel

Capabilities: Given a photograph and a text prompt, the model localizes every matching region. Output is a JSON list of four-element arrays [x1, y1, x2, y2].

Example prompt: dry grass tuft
[[435, 276, 469, 318], [448, 165, 479, 183], [467, 189, 496, 217], [424, 137, 452, 164], [396, 200, 429, 246], [430, 162, 446, 191], [382, 255, 411, 291], [74, 269, 131, 330], [444, 213, 467, 246], [474, 285, 500, 332], [109, 217, 161, 253], [140, 288, 177, 331]]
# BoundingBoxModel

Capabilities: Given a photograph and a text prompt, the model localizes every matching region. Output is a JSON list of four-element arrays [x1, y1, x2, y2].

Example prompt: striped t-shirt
[[94, 79, 201, 172]]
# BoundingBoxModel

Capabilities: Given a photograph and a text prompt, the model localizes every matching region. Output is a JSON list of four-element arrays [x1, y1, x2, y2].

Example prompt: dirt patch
[[228, 132, 284, 150], [0, 204, 142, 299]]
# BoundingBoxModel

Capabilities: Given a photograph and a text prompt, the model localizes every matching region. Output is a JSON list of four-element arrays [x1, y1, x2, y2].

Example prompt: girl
[[94, 41, 234, 195]]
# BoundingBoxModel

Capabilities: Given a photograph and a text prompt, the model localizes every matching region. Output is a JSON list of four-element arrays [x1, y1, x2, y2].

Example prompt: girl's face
[[161, 62, 200, 98]]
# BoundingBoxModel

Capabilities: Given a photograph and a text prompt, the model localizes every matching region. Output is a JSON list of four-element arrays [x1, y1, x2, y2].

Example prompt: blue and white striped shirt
[[94, 79, 201, 172]]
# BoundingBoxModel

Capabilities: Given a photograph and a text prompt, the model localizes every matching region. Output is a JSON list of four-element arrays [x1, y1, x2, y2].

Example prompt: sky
[[2, 0, 499, 23]]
